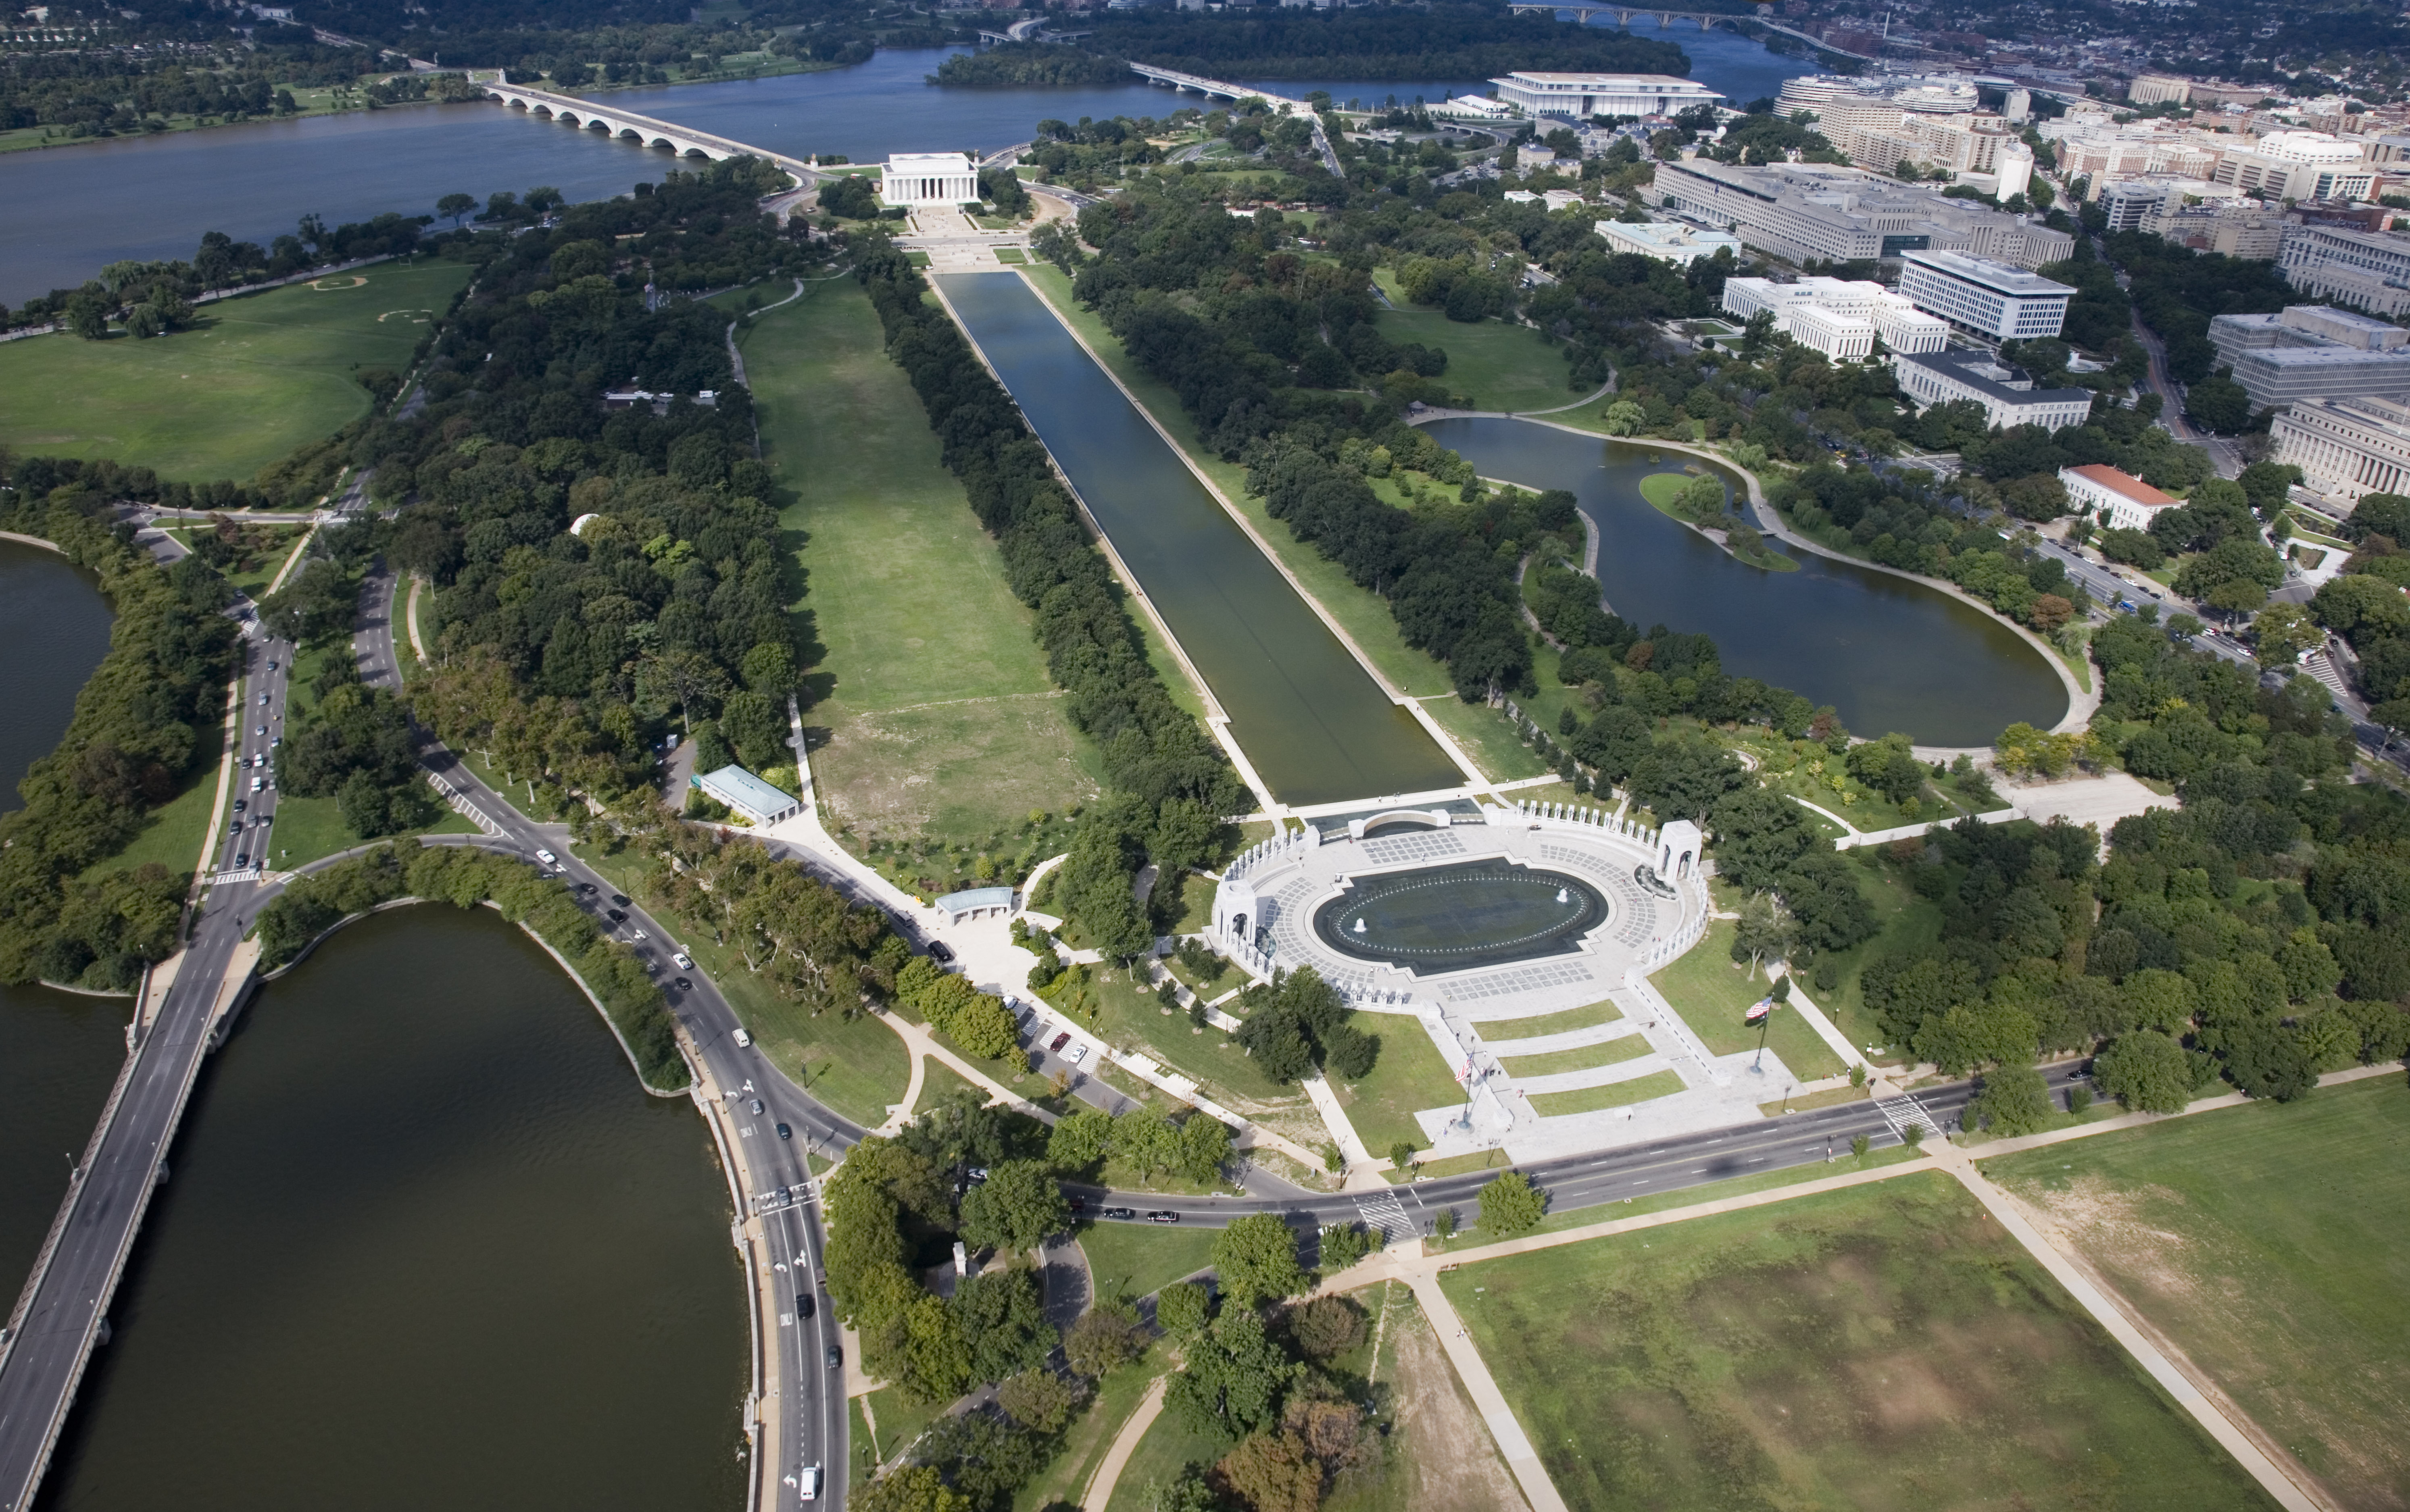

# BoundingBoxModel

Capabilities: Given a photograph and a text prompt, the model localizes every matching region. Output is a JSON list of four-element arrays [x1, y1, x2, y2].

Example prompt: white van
[[250, 777, 264, 792], [799, 1465, 820, 1502], [732, 1028, 752, 1048]]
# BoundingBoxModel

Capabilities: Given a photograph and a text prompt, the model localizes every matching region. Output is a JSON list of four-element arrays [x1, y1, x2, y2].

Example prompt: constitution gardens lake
[[0, 544, 744, 1512], [0, 29, 1810, 303], [1429, 418, 2073, 747]]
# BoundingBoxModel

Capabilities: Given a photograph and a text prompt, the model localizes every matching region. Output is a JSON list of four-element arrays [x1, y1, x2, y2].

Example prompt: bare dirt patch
[[1328, 1287, 1528, 1512]]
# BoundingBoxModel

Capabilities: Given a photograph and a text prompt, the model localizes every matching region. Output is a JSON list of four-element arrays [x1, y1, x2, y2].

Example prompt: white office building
[[2209, 131, 2377, 202], [1594, 220, 1743, 267], [1897, 249, 2072, 339], [2271, 396, 2410, 506], [1892, 348, 2094, 431], [880, 152, 979, 208], [2058, 463, 2178, 531], [1488, 71, 1723, 120]]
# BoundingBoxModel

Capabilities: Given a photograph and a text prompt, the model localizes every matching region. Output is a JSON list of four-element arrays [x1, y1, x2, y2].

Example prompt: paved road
[[0, 584, 294, 1511]]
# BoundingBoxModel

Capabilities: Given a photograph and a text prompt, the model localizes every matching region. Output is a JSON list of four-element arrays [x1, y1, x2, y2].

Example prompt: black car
[[611, 894, 630, 907], [675, 977, 692, 991], [776, 1122, 792, 1140], [797, 1293, 815, 1319], [1105, 1207, 1136, 1220], [576, 882, 597, 895], [232, 799, 246, 814], [928, 941, 955, 964], [1145, 1210, 1180, 1224], [234, 852, 248, 867], [607, 908, 627, 924], [825, 1345, 842, 1368], [1069, 1196, 1088, 1214]]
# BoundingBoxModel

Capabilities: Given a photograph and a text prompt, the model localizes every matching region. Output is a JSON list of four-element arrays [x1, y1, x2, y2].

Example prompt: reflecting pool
[[1313, 860, 1607, 974]]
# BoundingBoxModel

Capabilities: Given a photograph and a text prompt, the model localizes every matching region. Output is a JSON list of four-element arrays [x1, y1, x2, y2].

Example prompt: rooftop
[[883, 151, 974, 169], [1496, 71, 1710, 87], [692, 763, 798, 818], [1895, 346, 2094, 407], [2063, 463, 2175, 507], [1901, 248, 2076, 296]]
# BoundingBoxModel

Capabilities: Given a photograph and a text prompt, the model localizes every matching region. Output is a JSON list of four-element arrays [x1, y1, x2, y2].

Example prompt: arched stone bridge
[[482, 80, 821, 181]]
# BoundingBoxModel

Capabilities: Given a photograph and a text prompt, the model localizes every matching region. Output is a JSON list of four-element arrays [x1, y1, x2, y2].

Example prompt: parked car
[[1049, 1031, 1072, 1053], [928, 941, 955, 964], [1065, 1043, 1089, 1065], [1145, 1210, 1180, 1224]]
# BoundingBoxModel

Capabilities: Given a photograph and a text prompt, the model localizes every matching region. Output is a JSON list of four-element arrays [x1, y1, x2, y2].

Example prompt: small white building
[[692, 764, 802, 827], [880, 152, 979, 208], [1595, 220, 1743, 267], [1786, 303, 1877, 360], [1722, 276, 1889, 360], [2058, 463, 2177, 532]]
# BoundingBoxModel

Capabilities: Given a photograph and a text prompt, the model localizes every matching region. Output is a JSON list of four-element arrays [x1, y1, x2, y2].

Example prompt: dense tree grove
[[0, 478, 240, 987], [2310, 494, 2410, 731], [853, 243, 1247, 956], [248, 839, 684, 1086], [7, 218, 434, 337], [1822, 616, 2410, 1115]]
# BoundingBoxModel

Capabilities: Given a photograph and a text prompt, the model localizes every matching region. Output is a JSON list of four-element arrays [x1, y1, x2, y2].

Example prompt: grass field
[[82, 761, 218, 882], [1985, 1078, 2410, 1510], [1478, 995, 1621, 1043], [859, 1384, 949, 1470], [1528, 1068, 1685, 1117], [1368, 269, 1585, 414], [1336, 1018, 1466, 1158], [738, 278, 1104, 848], [1442, 1171, 2280, 1510], [1078, 1221, 1220, 1303], [1496, 1032, 1653, 1080], [1103, 1393, 1234, 1512], [1012, 1341, 1171, 1512], [1651, 919, 1845, 1081], [0, 259, 468, 481]]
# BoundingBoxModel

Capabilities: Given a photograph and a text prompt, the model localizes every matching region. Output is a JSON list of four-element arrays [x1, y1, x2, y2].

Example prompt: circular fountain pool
[[1311, 860, 1608, 975]]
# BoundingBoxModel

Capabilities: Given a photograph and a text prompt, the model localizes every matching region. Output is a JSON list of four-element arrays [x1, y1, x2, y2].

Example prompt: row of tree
[[854, 241, 1247, 959]]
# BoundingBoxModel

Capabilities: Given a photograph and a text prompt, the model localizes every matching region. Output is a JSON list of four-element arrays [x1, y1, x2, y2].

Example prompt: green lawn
[[1637, 471, 1698, 511], [1103, 1393, 1232, 1512], [1334, 1018, 1466, 1158], [738, 277, 1104, 849], [1078, 1221, 1221, 1302], [1651, 920, 1844, 1081], [1417, 690, 1552, 783], [0, 259, 469, 481], [859, 1384, 950, 1469], [1013, 1345, 1170, 1512], [1369, 269, 1584, 413], [911, 1059, 984, 1116], [1477, 996, 1621, 1043], [1984, 1077, 2410, 1510], [1441, 1171, 2281, 1511], [1496, 1032, 1652, 1080], [261, 796, 474, 873], [1084, 965, 1305, 1114], [1528, 1068, 1684, 1117], [572, 837, 912, 1126], [81, 759, 218, 882]]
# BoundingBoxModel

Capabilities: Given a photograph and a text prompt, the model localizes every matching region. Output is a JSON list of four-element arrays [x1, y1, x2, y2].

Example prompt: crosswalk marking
[[1875, 1095, 1943, 1140], [1355, 1190, 1413, 1245]]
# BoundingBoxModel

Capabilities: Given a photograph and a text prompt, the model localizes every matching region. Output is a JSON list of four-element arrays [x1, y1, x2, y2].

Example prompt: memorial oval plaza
[[1209, 806, 1774, 1160]]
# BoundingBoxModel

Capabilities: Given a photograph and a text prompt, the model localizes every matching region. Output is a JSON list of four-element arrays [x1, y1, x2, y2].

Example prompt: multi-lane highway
[[0, 576, 295, 1512]]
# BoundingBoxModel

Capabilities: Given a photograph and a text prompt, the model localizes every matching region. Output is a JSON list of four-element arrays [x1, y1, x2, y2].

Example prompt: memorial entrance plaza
[[1213, 802, 1814, 1163]]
